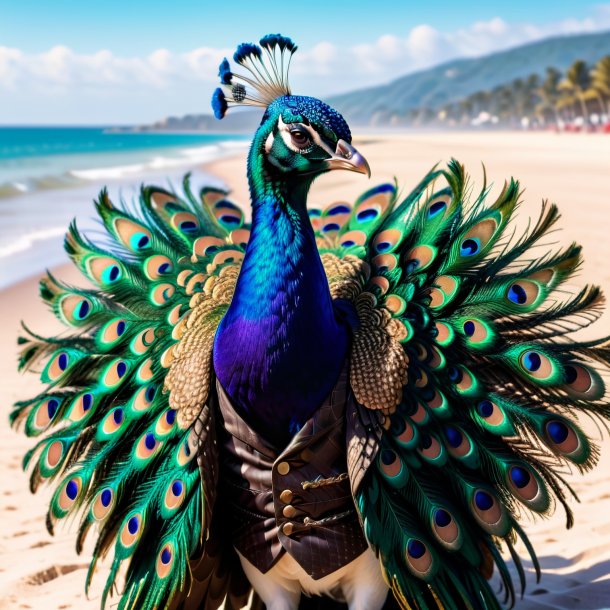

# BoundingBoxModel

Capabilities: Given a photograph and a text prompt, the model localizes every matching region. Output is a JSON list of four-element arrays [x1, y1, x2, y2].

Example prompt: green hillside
[[328, 30, 610, 124]]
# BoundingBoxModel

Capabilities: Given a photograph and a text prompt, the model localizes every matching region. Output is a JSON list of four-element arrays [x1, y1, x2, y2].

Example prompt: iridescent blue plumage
[[213, 100, 352, 445]]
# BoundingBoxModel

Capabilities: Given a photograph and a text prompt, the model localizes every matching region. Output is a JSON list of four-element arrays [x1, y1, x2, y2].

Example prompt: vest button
[[277, 461, 290, 475], [283, 505, 297, 518], [282, 522, 294, 536], [280, 489, 294, 503]]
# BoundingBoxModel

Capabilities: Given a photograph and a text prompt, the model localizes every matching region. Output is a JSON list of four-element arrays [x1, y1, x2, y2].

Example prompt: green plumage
[[315, 160, 610, 610], [11, 156, 610, 610], [12, 176, 250, 610]]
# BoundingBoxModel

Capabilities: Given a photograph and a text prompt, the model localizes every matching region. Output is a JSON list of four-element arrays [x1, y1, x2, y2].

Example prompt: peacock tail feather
[[316, 160, 610, 610], [11, 176, 250, 610], [13, 158, 610, 610]]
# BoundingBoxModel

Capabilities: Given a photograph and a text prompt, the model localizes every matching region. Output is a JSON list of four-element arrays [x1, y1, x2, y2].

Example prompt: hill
[[328, 30, 610, 124]]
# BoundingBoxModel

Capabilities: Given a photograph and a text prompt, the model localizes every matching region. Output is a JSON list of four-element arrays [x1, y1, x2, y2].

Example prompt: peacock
[[11, 33, 610, 610]]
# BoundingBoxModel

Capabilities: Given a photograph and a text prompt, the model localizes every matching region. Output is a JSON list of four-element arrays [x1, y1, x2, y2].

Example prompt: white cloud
[[0, 45, 228, 92], [2, 5, 610, 123]]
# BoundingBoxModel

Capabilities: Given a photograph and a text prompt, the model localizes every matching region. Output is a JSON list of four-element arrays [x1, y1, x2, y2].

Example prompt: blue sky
[[1, 1, 609, 124]]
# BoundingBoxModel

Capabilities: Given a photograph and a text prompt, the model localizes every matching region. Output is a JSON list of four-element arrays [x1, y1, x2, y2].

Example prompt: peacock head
[[211, 34, 369, 184]]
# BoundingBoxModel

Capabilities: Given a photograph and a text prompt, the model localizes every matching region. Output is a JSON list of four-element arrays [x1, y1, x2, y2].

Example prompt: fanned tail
[[324, 160, 610, 610], [12, 177, 250, 609]]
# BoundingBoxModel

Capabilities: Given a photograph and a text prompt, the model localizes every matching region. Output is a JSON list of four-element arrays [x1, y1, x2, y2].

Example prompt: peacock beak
[[325, 140, 371, 177]]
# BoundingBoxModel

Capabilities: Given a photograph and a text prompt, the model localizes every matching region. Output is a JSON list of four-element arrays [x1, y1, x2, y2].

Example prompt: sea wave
[[0, 139, 248, 200], [0, 227, 67, 259]]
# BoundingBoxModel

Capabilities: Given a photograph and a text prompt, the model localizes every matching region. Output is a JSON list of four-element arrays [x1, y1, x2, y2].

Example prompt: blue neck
[[213, 146, 349, 447]]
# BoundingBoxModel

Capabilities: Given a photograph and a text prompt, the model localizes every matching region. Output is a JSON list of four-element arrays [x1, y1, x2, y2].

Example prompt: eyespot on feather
[[372, 229, 402, 254], [128, 384, 157, 416], [371, 253, 397, 273], [134, 432, 162, 463], [519, 350, 555, 382], [27, 397, 62, 435], [113, 218, 152, 252], [98, 318, 127, 348], [212, 199, 244, 229], [92, 487, 114, 521], [505, 280, 542, 308], [193, 236, 226, 258], [429, 275, 459, 309], [59, 295, 93, 325], [544, 419, 588, 462], [54, 475, 83, 517], [171, 211, 200, 235], [426, 390, 450, 417], [155, 409, 176, 436], [461, 217, 498, 254], [408, 401, 429, 425], [471, 489, 507, 535], [175, 432, 197, 466], [426, 194, 451, 220], [144, 255, 174, 280], [461, 318, 494, 348], [156, 542, 176, 579], [384, 294, 406, 316], [391, 416, 418, 448], [130, 328, 156, 355], [370, 276, 390, 296], [323, 201, 351, 224], [136, 358, 155, 383], [563, 363, 604, 400], [427, 346, 445, 370], [229, 228, 251, 248], [41, 350, 72, 383], [41, 440, 65, 476], [67, 392, 95, 423], [378, 448, 409, 488], [507, 464, 549, 512], [101, 359, 129, 389], [434, 322, 455, 346], [354, 200, 384, 225], [405, 539, 434, 580], [405, 245, 437, 272], [444, 426, 471, 458], [475, 399, 511, 434], [212, 249, 244, 268], [167, 304, 184, 326], [340, 230, 368, 249], [454, 367, 478, 395], [162, 479, 186, 514], [431, 508, 461, 549], [417, 434, 446, 466], [150, 283, 175, 307], [119, 512, 144, 550], [86, 255, 124, 286], [97, 407, 125, 440]]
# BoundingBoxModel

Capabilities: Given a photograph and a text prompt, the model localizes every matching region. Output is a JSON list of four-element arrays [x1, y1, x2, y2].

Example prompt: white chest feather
[[237, 547, 388, 610]]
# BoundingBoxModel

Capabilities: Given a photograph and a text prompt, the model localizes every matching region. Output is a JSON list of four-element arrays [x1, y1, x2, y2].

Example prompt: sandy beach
[[2, 130, 610, 609]]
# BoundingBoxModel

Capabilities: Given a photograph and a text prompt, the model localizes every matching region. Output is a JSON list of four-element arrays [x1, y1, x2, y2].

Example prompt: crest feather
[[212, 33, 297, 118]]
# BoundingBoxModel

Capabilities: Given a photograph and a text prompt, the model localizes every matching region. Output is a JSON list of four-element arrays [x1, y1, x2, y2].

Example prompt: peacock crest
[[212, 33, 297, 118]]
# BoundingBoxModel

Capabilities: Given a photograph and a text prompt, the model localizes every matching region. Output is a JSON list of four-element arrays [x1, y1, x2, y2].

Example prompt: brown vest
[[215, 366, 383, 580]]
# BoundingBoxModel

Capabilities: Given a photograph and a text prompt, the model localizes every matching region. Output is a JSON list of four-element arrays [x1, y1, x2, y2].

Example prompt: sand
[[1, 131, 610, 609]]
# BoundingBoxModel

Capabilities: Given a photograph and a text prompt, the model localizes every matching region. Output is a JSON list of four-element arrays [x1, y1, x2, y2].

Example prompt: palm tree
[[536, 67, 562, 125], [591, 55, 610, 117], [559, 60, 593, 122]]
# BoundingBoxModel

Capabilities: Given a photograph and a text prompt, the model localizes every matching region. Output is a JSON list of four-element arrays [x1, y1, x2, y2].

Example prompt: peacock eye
[[289, 129, 311, 149]]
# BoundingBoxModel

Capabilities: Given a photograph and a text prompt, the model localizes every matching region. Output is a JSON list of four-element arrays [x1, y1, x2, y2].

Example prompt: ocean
[[0, 127, 249, 288]]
